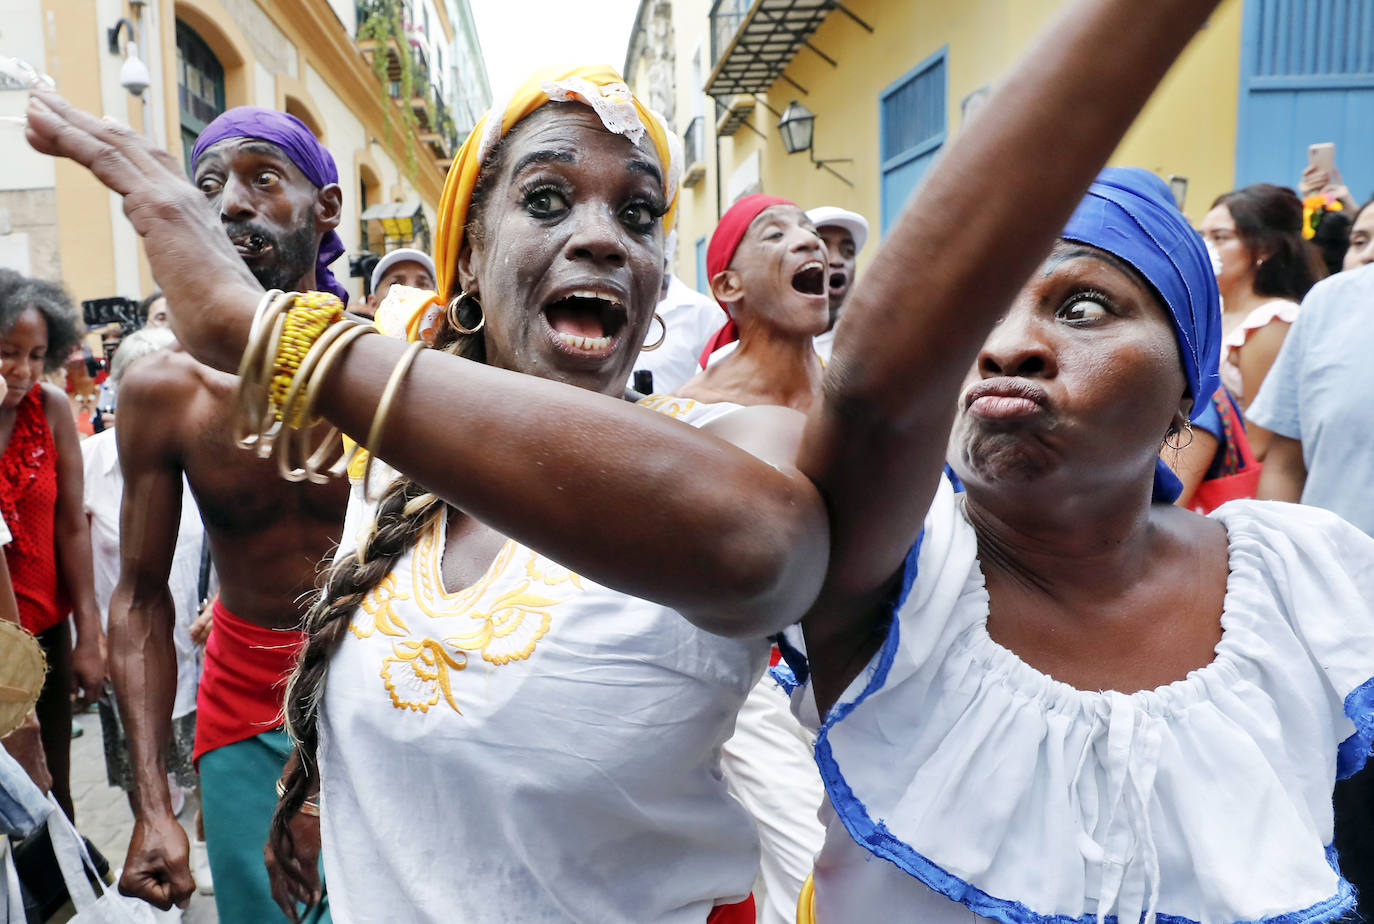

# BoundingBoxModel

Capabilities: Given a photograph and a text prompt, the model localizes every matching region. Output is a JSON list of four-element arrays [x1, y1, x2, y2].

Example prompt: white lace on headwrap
[[540, 77, 647, 146], [475, 87, 514, 165], [471, 78, 682, 233]]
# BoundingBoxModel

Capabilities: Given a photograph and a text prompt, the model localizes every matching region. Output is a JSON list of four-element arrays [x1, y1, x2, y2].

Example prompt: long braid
[[271, 478, 444, 849]]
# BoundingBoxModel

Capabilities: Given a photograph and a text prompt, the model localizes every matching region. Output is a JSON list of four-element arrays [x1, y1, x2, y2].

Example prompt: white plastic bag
[[43, 794, 158, 924], [1, 837, 26, 924]]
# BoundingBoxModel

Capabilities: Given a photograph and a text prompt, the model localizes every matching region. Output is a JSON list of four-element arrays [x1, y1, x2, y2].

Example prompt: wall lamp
[[107, 18, 151, 97], [777, 100, 853, 187]]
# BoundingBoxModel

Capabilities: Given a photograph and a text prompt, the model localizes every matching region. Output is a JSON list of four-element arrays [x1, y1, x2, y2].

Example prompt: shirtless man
[[108, 108, 348, 922]]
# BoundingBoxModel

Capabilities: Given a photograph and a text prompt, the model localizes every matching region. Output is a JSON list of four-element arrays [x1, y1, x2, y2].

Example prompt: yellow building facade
[[627, 0, 1362, 289], [1, 0, 489, 307]]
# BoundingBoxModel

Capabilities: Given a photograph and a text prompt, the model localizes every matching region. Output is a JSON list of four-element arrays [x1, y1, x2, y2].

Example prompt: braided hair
[[269, 126, 522, 848]]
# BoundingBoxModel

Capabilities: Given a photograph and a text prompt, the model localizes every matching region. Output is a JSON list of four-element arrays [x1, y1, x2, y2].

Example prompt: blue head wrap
[[191, 108, 349, 304], [1061, 167, 1222, 502]]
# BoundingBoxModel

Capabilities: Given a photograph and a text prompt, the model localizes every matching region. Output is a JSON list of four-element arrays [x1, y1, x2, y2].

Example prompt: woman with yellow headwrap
[[25, 64, 824, 921], [259, 66, 821, 922]]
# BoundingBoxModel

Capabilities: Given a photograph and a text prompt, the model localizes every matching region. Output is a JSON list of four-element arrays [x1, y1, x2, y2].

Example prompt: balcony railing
[[682, 116, 707, 188], [709, 0, 753, 71]]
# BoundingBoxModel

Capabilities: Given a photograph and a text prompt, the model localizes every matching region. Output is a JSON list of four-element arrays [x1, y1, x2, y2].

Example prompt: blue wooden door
[[1236, 0, 1374, 203], [880, 48, 948, 236]]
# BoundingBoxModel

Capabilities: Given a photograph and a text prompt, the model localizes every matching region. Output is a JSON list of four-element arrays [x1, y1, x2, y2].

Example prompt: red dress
[[0, 384, 68, 634]]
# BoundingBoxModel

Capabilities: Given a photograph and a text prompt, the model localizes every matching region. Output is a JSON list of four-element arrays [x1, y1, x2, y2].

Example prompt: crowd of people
[[1, 0, 1373, 920]]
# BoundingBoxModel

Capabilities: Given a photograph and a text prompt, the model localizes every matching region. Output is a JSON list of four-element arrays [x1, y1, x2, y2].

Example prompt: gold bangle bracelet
[[361, 340, 426, 498], [276, 322, 375, 483], [235, 291, 295, 449], [274, 777, 321, 817]]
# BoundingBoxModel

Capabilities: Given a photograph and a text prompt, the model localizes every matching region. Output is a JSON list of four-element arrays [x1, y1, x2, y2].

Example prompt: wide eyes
[[1057, 295, 1111, 323], [522, 182, 661, 234], [620, 201, 656, 232], [524, 186, 569, 218], [194, 169, 281, 197]]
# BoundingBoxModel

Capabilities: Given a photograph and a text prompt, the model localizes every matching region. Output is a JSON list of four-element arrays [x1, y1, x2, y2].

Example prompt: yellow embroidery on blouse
[[377, 519, 582, 714], [634, 394, 699, 420], [352, 573, 411, 639], [381, 638, 467, 713]]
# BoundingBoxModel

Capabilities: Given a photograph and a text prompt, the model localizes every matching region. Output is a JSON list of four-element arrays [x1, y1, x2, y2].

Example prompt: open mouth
[[229, 232, 272, 259], [829, 272, 847, 290], [543, 290, 628, 353], [791, 261, 826, 296]]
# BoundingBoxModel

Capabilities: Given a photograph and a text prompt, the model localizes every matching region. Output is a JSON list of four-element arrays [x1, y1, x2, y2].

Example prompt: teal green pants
[[199, 729, 330, 924]]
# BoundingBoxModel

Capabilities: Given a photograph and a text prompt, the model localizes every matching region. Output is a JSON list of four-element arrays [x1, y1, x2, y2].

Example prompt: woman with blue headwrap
[[782, 57, 1374, 924]]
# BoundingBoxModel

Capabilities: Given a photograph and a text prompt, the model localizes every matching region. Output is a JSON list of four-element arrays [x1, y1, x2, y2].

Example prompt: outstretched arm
[[107, 363, 195, 910], [23, 96, 826, 637], [798, 0, 1223, 710]]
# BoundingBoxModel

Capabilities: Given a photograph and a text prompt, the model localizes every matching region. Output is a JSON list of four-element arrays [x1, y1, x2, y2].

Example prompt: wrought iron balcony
[[705, 0, 872, 99]]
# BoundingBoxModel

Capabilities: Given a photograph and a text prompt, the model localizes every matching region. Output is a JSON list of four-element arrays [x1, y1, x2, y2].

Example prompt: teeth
[[568, 289, 622, 307], [800, 261, 823, 272], [554, 331, 613, 351]]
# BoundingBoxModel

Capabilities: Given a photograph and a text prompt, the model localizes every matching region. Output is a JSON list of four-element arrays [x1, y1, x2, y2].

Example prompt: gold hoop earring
[[1164, 421, 1194, 451], [446, 291, 486, 336], [640, 313, 666, 352]]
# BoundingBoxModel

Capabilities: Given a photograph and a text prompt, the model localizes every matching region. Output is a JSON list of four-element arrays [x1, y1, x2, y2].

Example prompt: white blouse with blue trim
[[789, 476, 1374, 924]]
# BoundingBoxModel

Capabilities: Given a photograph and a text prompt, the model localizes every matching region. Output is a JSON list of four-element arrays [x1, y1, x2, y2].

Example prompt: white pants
[[722, 675, 827, 924]]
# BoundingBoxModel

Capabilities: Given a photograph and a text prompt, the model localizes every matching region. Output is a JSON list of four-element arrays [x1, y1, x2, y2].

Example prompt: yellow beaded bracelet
[[269, 291, 345, 423]]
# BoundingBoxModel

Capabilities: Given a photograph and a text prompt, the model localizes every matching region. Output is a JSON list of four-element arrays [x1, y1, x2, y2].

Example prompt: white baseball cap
[[805, 206, 870, 255], [370, 248, 437, 293]]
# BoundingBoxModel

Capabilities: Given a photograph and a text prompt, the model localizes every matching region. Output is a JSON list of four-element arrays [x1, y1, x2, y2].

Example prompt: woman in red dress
[[0, 269, 106, 820]]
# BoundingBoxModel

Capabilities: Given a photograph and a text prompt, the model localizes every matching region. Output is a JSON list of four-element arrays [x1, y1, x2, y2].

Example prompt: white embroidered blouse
[[317, 396, 771, 924]]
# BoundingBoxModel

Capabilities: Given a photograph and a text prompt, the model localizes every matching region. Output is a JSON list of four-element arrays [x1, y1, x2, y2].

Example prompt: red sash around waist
[[707, 895, 755, 924], [193, 598, 307, 762]]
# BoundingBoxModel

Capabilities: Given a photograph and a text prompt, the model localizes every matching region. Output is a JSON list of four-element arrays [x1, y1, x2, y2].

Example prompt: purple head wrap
[[191, 107, 349, 304]]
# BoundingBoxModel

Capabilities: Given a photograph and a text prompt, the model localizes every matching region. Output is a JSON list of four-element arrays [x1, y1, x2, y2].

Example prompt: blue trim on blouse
[[771, 631, 810, 694], [1337, 675, 1374, 781], [810, 503, 1363, 924]]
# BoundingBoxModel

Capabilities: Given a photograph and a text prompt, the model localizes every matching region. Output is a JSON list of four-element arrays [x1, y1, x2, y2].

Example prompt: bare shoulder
[[700, 404, 806, 470], [118, 348, 212, 414]]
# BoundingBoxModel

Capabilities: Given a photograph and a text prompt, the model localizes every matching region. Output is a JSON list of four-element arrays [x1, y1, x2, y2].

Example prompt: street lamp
[[777, 100, 815, 156], [776, 100, 853, 187], [107, 18, 150, 97]]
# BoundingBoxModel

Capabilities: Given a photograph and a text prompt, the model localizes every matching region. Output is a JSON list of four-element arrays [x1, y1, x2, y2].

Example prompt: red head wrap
[[698, 194, 795, 368]]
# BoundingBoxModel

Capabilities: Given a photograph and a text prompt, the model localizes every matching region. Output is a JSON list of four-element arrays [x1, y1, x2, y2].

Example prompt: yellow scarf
[[375, 64, 680, 344]]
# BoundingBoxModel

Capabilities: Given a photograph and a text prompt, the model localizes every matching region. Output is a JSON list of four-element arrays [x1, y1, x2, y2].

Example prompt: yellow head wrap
[[374, 64, 681, 344]]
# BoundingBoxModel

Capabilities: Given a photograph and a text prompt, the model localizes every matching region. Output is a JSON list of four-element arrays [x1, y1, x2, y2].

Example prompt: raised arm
[[43, 385, 105, 701], [23, 96, 826, 637], [106, 362, 196, 910], [796, 0, 1223, 700]]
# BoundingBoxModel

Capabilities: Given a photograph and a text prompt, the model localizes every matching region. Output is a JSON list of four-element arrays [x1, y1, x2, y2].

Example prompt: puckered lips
[[828, 270, 848, 292], [791, 260, 826, 297], [540, 283, 630, 361], [964, 377, 1051, 421]]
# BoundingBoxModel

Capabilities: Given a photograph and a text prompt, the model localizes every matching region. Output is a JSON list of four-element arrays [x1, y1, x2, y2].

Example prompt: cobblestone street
[[71, 710, 217, 923]]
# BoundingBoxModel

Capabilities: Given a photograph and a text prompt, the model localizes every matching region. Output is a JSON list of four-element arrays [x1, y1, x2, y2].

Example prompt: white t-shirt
[[82, 429, 206, 719], [631, 275, 726, 394], [786, 477, 1374, 924], [319, 396, 772, 923]]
